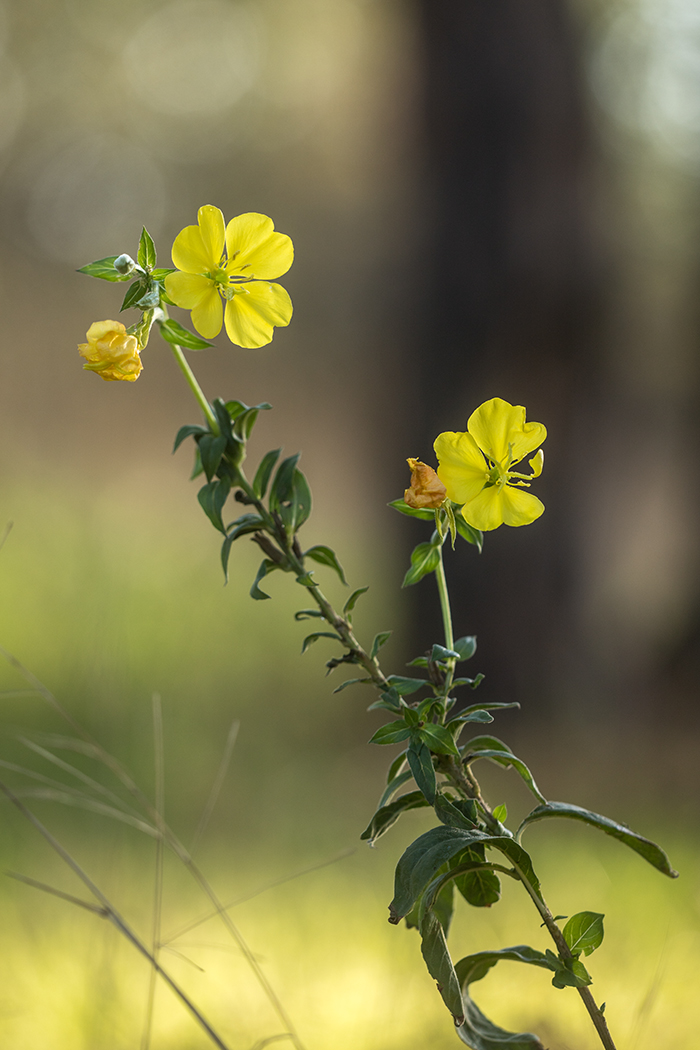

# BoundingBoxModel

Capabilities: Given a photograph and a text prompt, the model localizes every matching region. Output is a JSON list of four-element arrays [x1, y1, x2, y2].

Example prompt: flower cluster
[[78, 321, 143, 382]]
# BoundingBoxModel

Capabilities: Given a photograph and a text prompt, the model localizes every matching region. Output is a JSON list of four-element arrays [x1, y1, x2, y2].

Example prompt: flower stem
[[168, 342, 219, 434], [434, 543, 456, 692]]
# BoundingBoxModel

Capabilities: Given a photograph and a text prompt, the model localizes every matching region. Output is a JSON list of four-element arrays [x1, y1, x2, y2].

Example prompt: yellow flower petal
[[434, 431, 488, 505], [468, 397, 546, 465], [197, 205, 226, 267], [462, 485, 544, 531], [529, 449, 544, 478], [225, 213, 294, 280], [164, 271, 213, 309], [224, 281, 293, 348], [191, 286, 224, 339]]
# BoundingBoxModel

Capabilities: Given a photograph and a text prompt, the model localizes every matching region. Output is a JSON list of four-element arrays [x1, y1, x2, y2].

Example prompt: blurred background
[[0, 0, 698, 1047]]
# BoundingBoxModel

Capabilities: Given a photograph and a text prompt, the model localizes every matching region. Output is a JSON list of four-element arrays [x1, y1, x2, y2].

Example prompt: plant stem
[[168, 342, 219, 433], [434, 543, 456, 692]]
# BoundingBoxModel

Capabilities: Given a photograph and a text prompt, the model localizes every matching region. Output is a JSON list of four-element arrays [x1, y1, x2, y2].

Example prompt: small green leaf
[[332, 677, 372, 694], [492, 804, 508, 823], [369, 721, 412, 746], [430, 644, 459, 662], [454, 511, 483, 551], [360, 790, 429, 845], [418, 723, 460, 756], [301, 631, 343, 654], [563, 912, 604, 958], [451, 673, 485, 690], [220, 514, 264, 581], [548, 952, 592, 989], [269, 454, 300, 509], [293, 609, 324, 621], [253, 449, 281, 499], [370, 631, 392, 660], [304, 545, 347, 585], [76, 257, 132, 282], [386, 675, 427, 696], [343, 586, 368, 617], [137, 226, 157, 269], [434, 793, 477, 830], [173, 423, 207, 453], [119, 279, 149, 312], [517, 802, 678, 877], [402, 541, 441, 587], [159, 318, 213, 350], [453, 636, 477, 661], [406, 656, 428, 668], [198, 434, 227, 481], [407, 739, 436, 804], [197, 478, 231, 534], [150, 267, 176, 280], [387, 498, 435, 521], [250, 558, 282, 600]]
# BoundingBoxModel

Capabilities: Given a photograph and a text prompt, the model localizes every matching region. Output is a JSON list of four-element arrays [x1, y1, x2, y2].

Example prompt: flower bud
[[404, 457, 446, 509], [114, 253, 136, 275], [78, 320, 143, 382]]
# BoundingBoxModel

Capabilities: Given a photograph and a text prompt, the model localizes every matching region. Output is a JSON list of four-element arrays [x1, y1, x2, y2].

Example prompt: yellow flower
[[404, 458, 447, 509], [434, 397, 546, 531], [78, 320, 143, 382], [164, 206, 293, 348]]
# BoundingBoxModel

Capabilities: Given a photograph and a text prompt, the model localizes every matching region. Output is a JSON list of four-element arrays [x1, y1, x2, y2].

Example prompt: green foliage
[[76, 256, 133, 281], [159, 318, 213, 350], [518, 801, 679, 877], [304, 546, 346, 585], [137, 226, 157, 270], [402, 539, 441, 587], [360, 790, 429, 845], [563, 911, 605, 957]]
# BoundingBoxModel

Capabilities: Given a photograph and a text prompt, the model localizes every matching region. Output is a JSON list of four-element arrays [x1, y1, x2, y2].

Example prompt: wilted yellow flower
[[164, 205, 293, 348], [404, 458, 447, 509], [434, 397, 546, 530], [78, 320, 143, 382]]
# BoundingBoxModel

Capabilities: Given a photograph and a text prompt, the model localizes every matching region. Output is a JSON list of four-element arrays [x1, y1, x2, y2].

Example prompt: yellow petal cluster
[[164, 206, 293, 348], [404, 458, 447, 509], [78, 320, 142, 382], [434, 397, 546, 530]]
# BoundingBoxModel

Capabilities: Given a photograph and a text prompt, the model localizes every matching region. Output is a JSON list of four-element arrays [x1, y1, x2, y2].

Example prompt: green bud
[[114, 254, 136, 275]]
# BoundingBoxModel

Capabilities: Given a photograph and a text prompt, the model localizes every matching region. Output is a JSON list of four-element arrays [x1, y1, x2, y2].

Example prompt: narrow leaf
[[454, 512, 483, 552], [360, 790, 429, 844], [343, 586, 369, 616], [304, 545, 347, 585], [253, 449, 281, 499], [159, 318, 213, 350], [517, 802, 679, 877], [137, 226, 157, 269], [119, 279, 148, 312], [198, 434, 227, 481], [301, 632, 343, 654], [387, 498, 434, 521], [389, 826, 490, 921], [332, 677, 372, 694], [418, 723, 460, 756], [386, 675, 428, 696], [377, 768, 413, 810], [368, 722, 412, 746], [250, 558, 281, 600], [420, 911, 465, 1023], [76, 257, 132, 282], [407, 739, 437, 804], [173, 424, 207, 453], [466, 749, 546, 804], [197, 478, 231, 534], [370, 631, 392, 660], [402, 541, 440, 587]]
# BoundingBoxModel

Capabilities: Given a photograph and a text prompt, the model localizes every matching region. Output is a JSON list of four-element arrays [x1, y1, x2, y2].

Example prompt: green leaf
[[301, 631, 343, 654], [220, 514, 264, 581], [517, 802, 679, 878], [407, 739, 436, 804], [434, 793, 478, 830], [367, 688, 403, 712], [370, 631, 392, 660], [377, 768, 413, 810], [547, 952, 592, 989], [454, 511, 483, 552], [253, 449, 281, 499], [119, 279, 148, 312], [466, 750, 546, 804], [492, 804, 507, 823], [418, 723, 460, 756], [563, 912, 604, 958], [463, 734, 512, 754], [343, 586, 369, 617], [484, 837, 543, 903], [332, 677, 372, 694], [159, 318, 213, 350], [304, 545, 347, 585], [173, 424, 207, 453], [461, 702, 519, 717], [447, 711, 494, 735], [293, 609, 325, 621], [198, 434, 227, 481], [190, 445, 204, 480], [389, 825, 490, 921], [386, 675, 428, 696], [360, 790, 429, 845], [386, 750, 408, 785], [76, 257, 132, 282], [197, 478, 231, 534], [369, 721, 412, 746], [420, 910, 465, 1023], [137, 226, 156, 269], [432, 879, 456, 937], [454, 947, 550, 1050], [402, 541, 441, 587], [430, 644, 460, 662], [269, 454, 300, 509], [454, 636, 477, 661], [250, 558, 282, 601], [387, 498, 435, 521], [232, 404, 271, 442], [150, 267, 176, 280], [455, 865, 501, 908], [451, 674, 485, 690]]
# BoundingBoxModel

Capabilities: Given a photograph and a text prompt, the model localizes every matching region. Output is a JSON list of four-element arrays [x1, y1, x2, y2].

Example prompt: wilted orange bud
[[78, 320, 142, 382], [404, 457, 446, 509]]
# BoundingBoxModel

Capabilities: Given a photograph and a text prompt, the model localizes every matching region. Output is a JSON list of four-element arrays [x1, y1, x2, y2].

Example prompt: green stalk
[[168, 342, 219, 434], [434, 543, 456, 694]]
